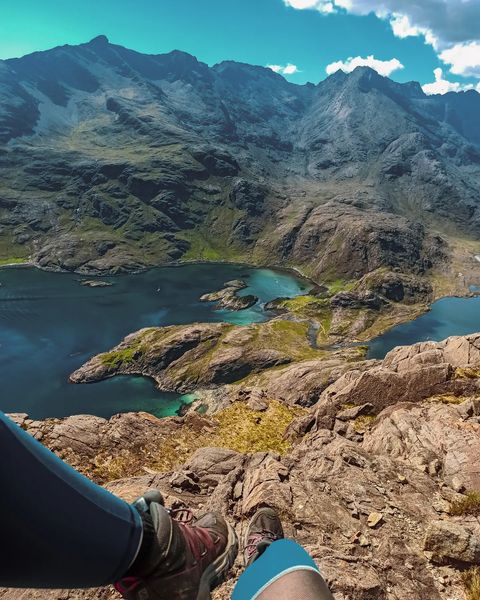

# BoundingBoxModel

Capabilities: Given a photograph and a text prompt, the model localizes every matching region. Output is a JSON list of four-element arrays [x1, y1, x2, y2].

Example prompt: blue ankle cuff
[[232, 539, 320, 600]]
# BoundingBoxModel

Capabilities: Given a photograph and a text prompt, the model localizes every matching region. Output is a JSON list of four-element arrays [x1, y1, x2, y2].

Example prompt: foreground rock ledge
[[4, 333, 480, 599]]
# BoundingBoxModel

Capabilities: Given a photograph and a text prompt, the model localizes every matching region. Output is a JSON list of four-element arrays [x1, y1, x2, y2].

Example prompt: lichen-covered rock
[[363, 401, 480, 491]]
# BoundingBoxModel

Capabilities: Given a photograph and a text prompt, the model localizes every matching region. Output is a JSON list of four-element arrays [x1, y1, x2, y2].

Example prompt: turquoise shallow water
[[368, 296, 480, 359], [0, 264, 310, 419]]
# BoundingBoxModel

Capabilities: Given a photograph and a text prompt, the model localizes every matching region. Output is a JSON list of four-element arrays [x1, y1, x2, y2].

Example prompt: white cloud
[[422, 68, 480, 95], [389, 14, 425, 39], [325, 55, 404, 77], [283, 0, 333, 11], [284, 1, 480, 47], [284, 0, 317, 7], [283, 0, 480, 82], [439, 42, 480, 78], [266, 63, 300, 75], [283, 63, 300, 74], [422, 68, 465, 95]]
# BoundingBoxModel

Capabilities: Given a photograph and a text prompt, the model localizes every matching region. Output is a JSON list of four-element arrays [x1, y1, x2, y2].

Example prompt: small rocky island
[[200, 279, 258, 311], [80, 279, 113, 288]]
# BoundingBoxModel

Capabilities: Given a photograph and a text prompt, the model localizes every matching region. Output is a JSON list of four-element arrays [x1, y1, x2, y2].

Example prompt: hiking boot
[[115, 492, 238, 600], [244, 507, 284, 567]]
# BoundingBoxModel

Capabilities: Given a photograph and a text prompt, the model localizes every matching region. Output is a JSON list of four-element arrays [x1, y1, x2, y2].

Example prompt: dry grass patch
[[151, 400, 304, 471], [450, 491, 480, 516], [353, 414, 376, 432], [212, 400, 304, 455], [455, 367, 480, 380], [427, 394, 467, 405], [69, 401, 304, 484], [463, 567, 480, 600]]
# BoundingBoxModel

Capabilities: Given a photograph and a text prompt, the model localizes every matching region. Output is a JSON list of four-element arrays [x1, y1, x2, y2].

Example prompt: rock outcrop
[[79, 280, 113, 288], [200, 280, 258, 311], [70, 320, 323, 393], [4, 332, 480, 599], [312, 333, 480, 430]]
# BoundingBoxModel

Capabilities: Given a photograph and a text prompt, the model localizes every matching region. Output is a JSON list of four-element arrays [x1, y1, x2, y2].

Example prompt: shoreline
[[0, 260, 35, 269], [3, 256, 480, 347], [0, 256, 318, 289], [4, 256, 480, 423]]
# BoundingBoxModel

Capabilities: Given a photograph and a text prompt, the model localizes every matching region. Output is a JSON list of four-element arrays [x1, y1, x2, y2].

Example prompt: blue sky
[[1, 0, 479, 94]]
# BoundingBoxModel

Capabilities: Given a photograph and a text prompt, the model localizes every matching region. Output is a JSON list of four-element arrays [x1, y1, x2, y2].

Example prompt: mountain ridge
[[0, 36, 479, 292]]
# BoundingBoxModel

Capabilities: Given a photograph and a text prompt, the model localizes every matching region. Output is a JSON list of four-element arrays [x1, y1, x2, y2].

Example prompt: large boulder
[[424, 520, 480, 565]]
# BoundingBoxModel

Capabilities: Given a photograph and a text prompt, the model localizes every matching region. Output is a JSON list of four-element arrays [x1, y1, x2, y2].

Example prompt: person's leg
[[0, 410, 143, 588], [255, 568, 333, 600], [232, 508, 334, 600], [232, 539, 333, 600], [0, 411, 238, 598]]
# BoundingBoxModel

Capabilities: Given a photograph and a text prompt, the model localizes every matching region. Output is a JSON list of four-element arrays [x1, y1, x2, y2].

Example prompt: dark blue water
[[0, 264, 310, 419], [368, 296, 480, 359]]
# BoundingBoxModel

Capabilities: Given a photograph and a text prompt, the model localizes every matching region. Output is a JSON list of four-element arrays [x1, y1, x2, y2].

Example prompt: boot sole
[[196, 522, 238, 600]]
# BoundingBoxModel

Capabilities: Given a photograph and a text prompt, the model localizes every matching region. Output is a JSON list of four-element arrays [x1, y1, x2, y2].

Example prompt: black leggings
[[0, 411, 142, 588]]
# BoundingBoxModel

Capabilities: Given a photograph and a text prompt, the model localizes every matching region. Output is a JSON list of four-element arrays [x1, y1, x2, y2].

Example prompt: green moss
[[326, 279, 356, 294], [280, 295, 322, 310], [0, 235, 29, 265], [177, 227, 222, 260], [255, 320, 320, 360], [347, 346, 369, 362], [450, 491, 480, 516], [178, 229, 244, 262], [273, 296, 333, 340], [0, 256, 29, 266], [100, 346, 142, 368], [178, 203, 252, 263], [73, 216, 125, 239], [175, 336, 225, 381], [317, 311, 333, 341], [427, 394, 466, 405]]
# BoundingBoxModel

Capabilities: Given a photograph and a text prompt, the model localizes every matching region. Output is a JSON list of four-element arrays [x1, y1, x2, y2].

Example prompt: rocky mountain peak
[[0, 36, 479, 276], [86, 34, 110, 46]]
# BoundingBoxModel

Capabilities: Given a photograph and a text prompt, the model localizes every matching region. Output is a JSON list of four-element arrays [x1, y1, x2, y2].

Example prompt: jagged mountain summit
[[0, 35, 479, 280]]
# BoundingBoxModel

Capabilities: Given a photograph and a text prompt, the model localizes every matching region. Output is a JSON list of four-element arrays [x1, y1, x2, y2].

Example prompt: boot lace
[[245, 529, 279, 561], [168, 507, 195, 524]]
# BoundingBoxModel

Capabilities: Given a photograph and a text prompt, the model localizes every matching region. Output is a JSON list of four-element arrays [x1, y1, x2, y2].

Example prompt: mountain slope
[[0, 36, 479, 284], [5, 332, 480, 599]]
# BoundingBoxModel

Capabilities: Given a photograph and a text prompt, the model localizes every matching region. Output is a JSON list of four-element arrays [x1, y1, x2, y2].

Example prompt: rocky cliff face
[[4, 333, 480, 599], [0, 36, 479, 283]]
